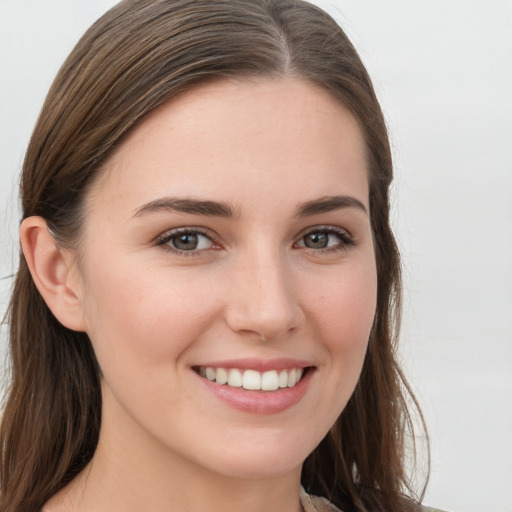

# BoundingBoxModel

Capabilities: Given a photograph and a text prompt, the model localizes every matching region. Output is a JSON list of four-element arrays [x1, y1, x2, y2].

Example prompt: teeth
[[242, 370, 261, 390], [198, 366, 306, 391], [287, 368, 297, 387], [216, 367, 228, 385], [278, 370, 288, 388], [227, 368, 243, 387], [261, 370, 279, 391]]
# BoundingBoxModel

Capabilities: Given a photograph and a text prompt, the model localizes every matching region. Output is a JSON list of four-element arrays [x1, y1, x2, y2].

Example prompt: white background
[[1, 1, 511, 511]]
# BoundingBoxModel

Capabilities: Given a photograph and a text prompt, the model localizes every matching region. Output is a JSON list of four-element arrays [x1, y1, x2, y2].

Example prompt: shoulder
[[299, 487, 449, 512], [299, 487, 342, 512]]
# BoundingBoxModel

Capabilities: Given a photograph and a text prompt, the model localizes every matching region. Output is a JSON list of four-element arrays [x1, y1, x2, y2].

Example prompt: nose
[[224, 248, 304, 341]]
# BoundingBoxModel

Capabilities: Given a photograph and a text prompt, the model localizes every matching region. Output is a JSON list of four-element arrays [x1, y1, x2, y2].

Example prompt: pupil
[[174, 233, 198, 250], [305, 232, 328, 249]]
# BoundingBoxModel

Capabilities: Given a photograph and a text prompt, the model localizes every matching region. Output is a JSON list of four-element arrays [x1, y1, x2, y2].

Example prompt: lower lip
[[195, 369, 314, 415]]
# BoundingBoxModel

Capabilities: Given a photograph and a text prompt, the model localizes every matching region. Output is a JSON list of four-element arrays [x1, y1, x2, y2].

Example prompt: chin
[[209, 453, 304, 481], [186, 427, 318, 481]]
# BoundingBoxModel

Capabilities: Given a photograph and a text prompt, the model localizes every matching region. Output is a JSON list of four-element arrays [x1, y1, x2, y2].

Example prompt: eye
[[295, 227, 354, 252], [157, 228, 217, 254]]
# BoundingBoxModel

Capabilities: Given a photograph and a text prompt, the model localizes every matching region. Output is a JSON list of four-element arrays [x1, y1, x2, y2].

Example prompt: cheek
[[80, 257, 218, 381], [294, 260, 377, 439], [309, 260, 377, 347], [305, 258, 377, 408]]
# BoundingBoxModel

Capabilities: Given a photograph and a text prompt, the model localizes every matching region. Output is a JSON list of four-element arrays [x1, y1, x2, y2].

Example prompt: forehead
[[88, 78, 369, 218]]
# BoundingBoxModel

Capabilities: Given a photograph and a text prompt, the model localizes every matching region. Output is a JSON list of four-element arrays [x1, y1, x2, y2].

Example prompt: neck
[[44, 393, 303, 512]]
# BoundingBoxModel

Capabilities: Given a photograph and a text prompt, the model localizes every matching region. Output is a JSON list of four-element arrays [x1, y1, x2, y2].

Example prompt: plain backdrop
[[1, 1, 511, 511]]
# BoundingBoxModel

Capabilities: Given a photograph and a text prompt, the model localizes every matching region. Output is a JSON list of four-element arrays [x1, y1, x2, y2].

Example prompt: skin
[[26, 78, 377, 512]]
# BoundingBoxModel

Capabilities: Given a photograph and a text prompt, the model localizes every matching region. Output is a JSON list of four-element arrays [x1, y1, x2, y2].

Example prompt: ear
[[20, 216, 86, 332]]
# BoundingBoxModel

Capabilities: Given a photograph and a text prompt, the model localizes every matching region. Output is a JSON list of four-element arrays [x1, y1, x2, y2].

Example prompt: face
[[75, 78, 377, 481]]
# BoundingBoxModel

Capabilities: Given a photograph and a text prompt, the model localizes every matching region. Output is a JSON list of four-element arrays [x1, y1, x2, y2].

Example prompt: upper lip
[[193, 357, 314, 372]]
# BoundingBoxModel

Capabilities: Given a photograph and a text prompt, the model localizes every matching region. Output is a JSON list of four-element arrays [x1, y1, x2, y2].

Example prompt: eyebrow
[[295, 195, 368, 216], [132, 194, 367, 220], [132, 197, 238, 219]]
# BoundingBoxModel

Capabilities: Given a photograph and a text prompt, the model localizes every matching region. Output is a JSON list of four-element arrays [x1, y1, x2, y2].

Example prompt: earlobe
[[20, 216, 86, 332]]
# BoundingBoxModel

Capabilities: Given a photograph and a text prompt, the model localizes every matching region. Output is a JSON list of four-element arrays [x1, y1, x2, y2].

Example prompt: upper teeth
[[197, 367, 304, 391]]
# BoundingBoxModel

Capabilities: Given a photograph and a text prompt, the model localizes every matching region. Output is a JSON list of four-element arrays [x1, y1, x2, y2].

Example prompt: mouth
[[193, 366, 310, 392]]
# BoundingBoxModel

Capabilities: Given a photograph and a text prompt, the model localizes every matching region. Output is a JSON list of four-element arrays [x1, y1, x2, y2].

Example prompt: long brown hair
[[0, 1, 428, 511]]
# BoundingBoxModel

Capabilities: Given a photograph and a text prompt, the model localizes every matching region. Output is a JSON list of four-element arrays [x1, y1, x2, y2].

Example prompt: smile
[[195, 366, 305, 391]]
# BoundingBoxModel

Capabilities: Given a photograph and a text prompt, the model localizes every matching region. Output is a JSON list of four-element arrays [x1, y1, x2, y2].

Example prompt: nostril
[[224, 269, 304, 340]]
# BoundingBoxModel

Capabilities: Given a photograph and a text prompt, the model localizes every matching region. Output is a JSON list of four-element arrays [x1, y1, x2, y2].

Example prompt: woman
[[0, 1, 437, 511]]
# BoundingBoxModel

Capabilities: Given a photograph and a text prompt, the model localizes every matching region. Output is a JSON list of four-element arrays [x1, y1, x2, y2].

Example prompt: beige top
[[299, 487, 446, 512], [300, 487, 341, 512]]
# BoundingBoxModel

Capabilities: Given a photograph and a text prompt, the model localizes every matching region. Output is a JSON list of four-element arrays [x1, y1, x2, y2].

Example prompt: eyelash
[[156, 227, 220, 257], [155, 225, 355, 257], [294, 225, 355, 254]]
